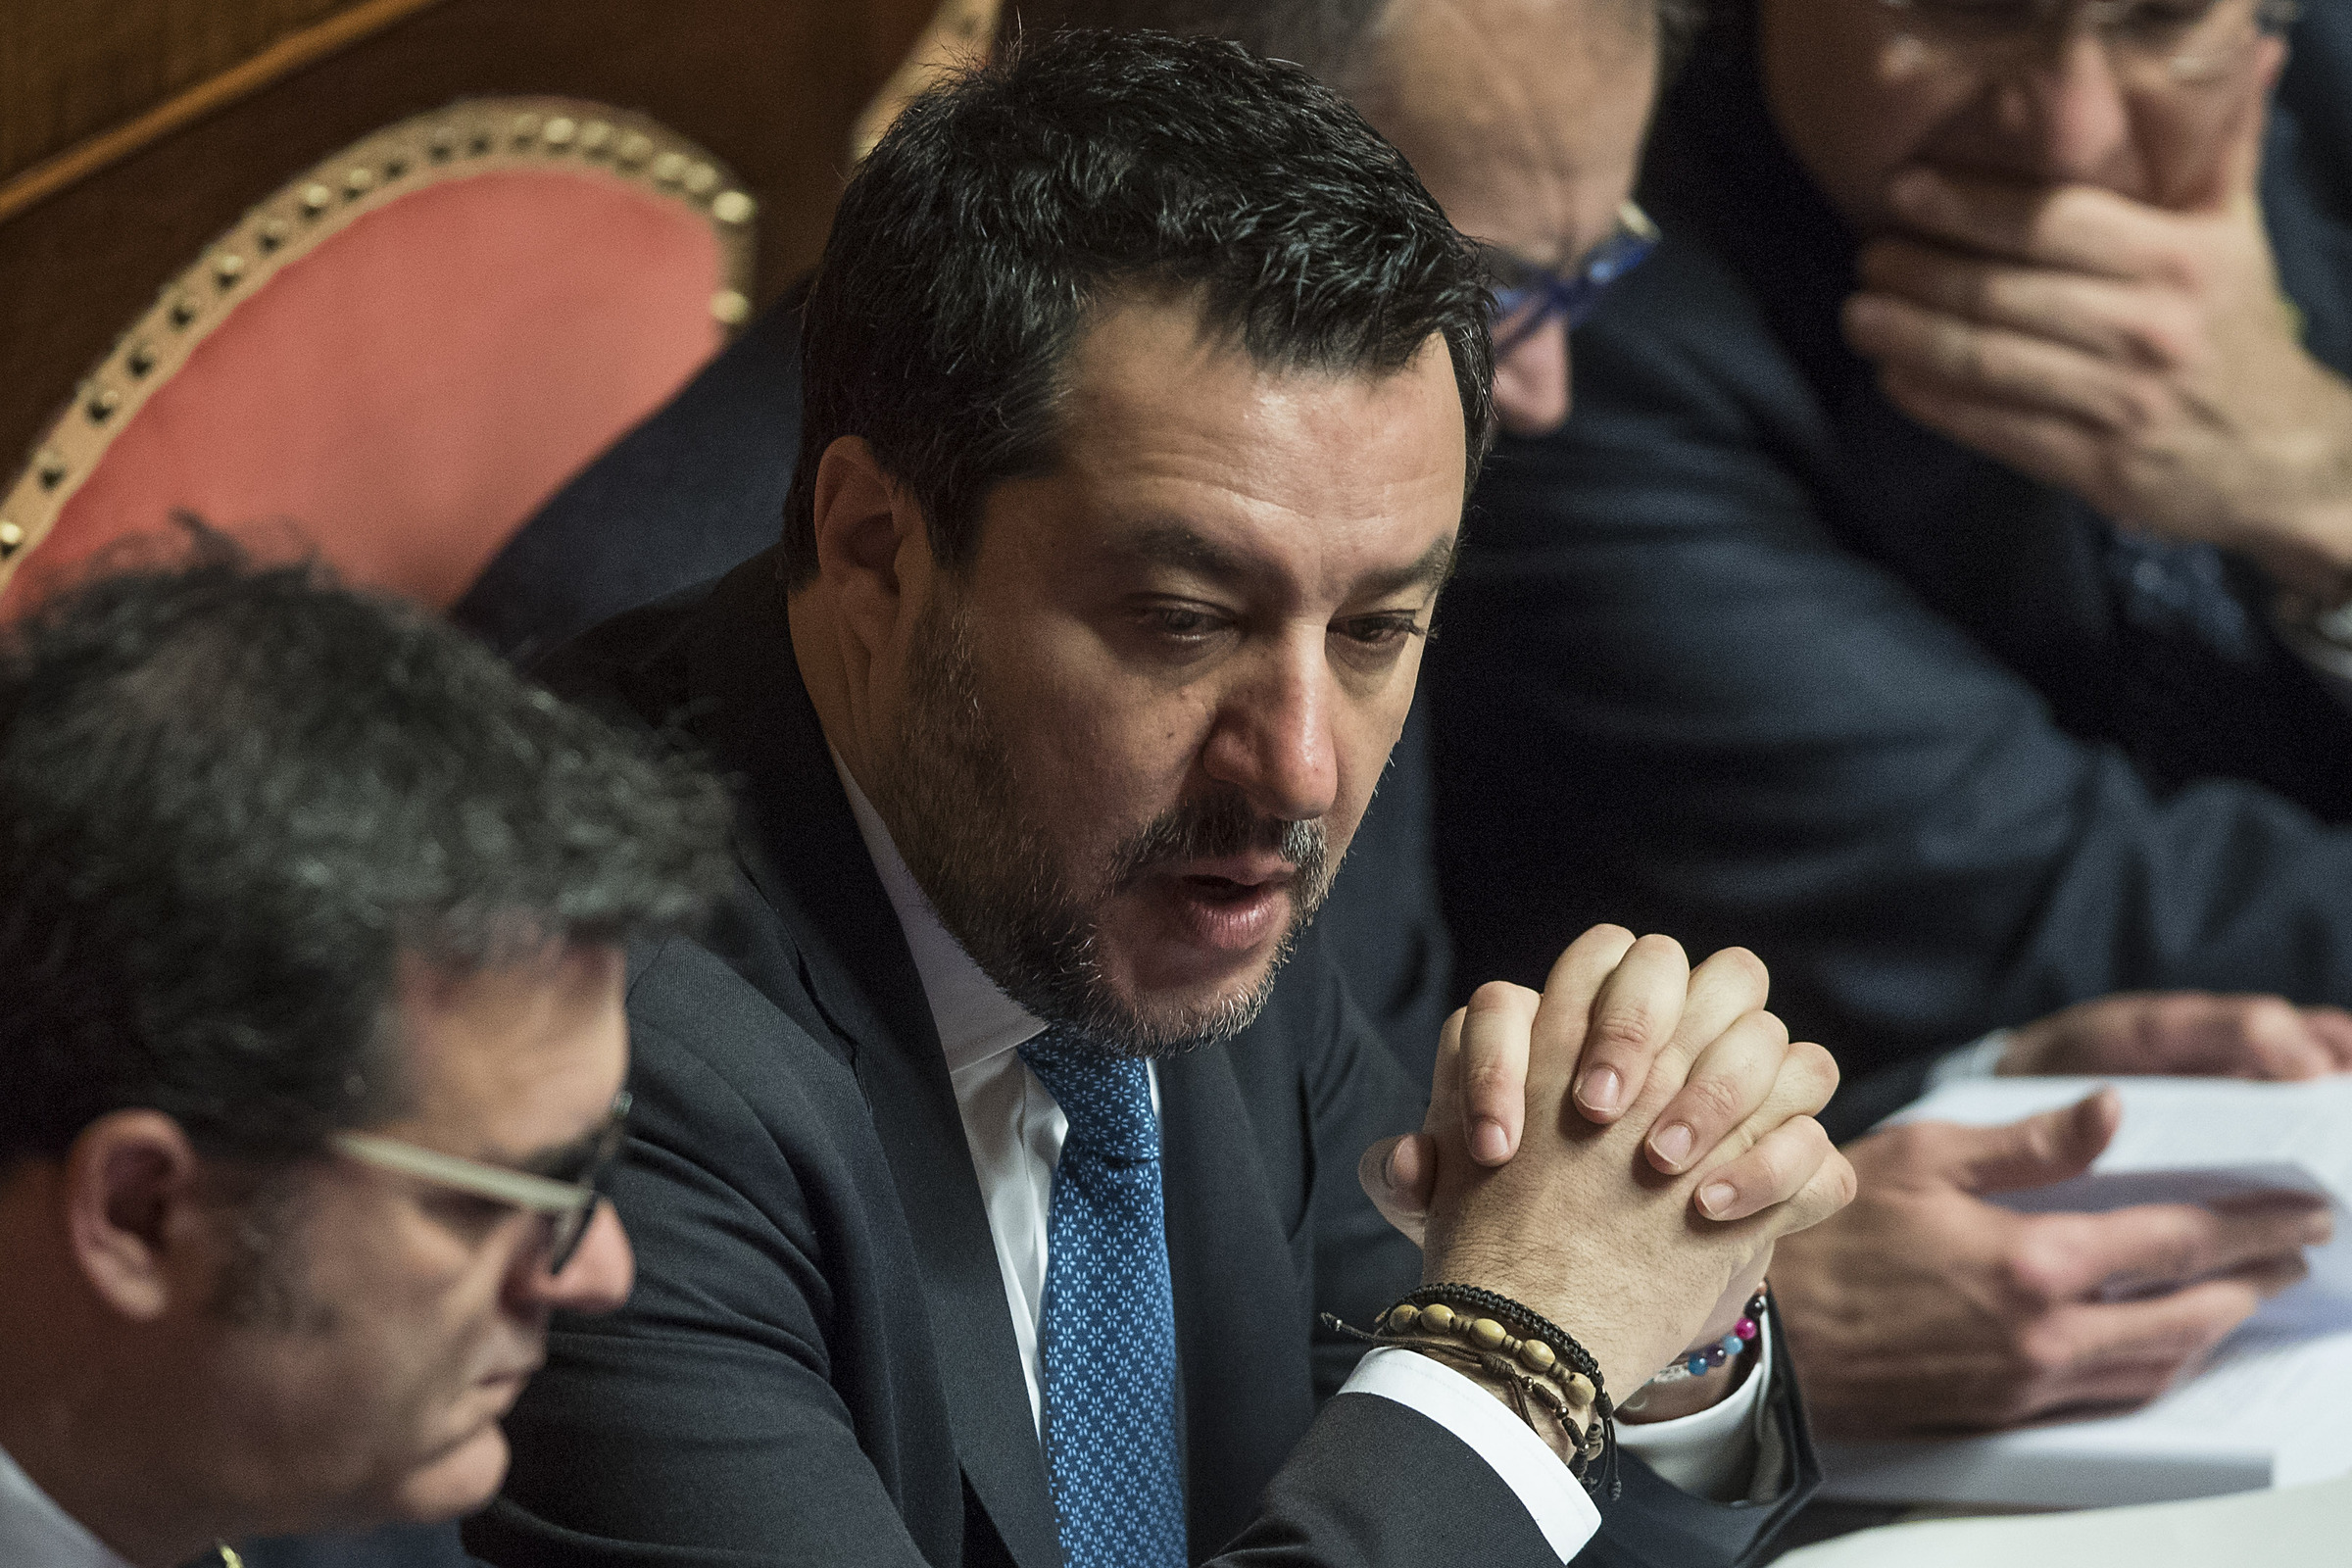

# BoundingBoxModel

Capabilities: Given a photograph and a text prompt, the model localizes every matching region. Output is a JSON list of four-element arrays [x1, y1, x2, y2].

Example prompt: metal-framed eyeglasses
[[329, 1090, 631, 1276], [1480, 201, 1662, 356], [1874, 0, 2301, 88]]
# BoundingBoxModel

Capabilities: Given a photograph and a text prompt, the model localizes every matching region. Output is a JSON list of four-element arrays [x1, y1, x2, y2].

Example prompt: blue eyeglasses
[[1480, 201, 1662, 355]]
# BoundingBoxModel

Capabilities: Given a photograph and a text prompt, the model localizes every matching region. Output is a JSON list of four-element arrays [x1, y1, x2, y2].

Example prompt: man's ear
[[63, 1110, 206, 1322], [810, 435, 928, 661]]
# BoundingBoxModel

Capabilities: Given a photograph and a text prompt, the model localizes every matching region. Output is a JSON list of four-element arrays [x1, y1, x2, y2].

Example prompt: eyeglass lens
[[540, 1091, 631, 1276], [1880, 0, 2291, 84]]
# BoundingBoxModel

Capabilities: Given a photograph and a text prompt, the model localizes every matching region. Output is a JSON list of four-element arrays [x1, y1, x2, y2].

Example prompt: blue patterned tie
[[1017, 1031, 1188, 1568]]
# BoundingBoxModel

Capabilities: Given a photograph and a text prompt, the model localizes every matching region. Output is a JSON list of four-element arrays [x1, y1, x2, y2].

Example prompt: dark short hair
[[0, 532, 732, 1168], [782, 28, 1494, 587], [1003, 0, 1707, 83]]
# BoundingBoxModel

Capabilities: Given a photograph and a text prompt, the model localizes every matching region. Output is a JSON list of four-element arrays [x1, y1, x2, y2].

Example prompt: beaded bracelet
[[1643, 1288, 1767, 1386], [1324, 1282, 1621, 1499]]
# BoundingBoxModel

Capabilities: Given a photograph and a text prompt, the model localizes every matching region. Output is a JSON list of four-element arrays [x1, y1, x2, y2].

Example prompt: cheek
[[990, 623, 1217, 829], [1761, 16, 1973, 226]]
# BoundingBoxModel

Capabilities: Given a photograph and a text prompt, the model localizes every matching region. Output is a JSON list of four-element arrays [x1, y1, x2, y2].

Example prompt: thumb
[[1946, 1089, 2121, 1196], [1358, 1132, 1437, 1246], [2199, 37, 2285, 215]]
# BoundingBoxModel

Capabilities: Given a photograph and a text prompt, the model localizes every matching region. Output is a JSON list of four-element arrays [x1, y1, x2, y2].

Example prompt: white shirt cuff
[[1341, 1346, 1601, 1562], [1618, 1315, 1774, 1500], [1926, 1029, 2013, 1091]]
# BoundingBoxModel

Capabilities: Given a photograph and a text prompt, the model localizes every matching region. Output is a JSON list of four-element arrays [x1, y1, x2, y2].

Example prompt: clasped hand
[[1356, 925, 1855, 1403]]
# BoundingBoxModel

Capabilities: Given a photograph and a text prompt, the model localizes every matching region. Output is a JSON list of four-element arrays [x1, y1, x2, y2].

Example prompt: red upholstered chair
[[0, 98, 756, 615]]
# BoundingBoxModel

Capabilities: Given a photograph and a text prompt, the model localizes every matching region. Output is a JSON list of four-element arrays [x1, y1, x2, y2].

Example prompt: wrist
[[1371, 1289, 1615, 1484], [2248, 410, 2352, 598], [1618, 1341, 1754, 1423]]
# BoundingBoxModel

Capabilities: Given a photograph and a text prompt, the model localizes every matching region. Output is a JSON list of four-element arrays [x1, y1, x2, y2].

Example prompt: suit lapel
[[677, 557, 1064, 1568], [1158, 1044, 1318, 1558]]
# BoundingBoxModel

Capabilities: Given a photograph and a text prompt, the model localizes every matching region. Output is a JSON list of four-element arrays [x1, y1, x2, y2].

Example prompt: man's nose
[[2001, 31, 2133, 184], [1492, 316, 1574, 437], [1199, 639, 1340, 825], [526, 1201, 634, 1315]]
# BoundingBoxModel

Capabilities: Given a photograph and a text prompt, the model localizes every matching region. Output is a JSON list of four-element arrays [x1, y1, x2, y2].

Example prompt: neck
[[0, 1188, 225, 1568]]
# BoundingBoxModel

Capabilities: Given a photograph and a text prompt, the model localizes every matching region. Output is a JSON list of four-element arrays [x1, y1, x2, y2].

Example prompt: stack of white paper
[[1779, 1474, 2352, 1568], [1814, 1076, 2352, 1507]]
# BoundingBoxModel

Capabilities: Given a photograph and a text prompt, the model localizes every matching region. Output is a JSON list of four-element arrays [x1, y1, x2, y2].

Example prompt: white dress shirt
[[0, 1443, 134, 1568], [836, 760, 1768, 1559]]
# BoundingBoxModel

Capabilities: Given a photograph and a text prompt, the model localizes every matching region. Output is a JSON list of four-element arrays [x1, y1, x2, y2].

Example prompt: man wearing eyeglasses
[[0, 541, 726, 1567], [1426, 0, 2352, 1437]]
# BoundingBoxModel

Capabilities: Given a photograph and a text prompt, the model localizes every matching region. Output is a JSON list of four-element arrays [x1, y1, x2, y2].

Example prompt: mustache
[[1107, 793, 1329, 895]]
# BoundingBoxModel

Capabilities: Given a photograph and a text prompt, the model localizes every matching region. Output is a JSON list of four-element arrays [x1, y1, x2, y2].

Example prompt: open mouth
[[1155, 858, 1297, 955]]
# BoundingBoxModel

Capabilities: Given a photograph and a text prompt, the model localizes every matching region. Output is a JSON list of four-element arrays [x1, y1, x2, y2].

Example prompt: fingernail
[[1473, 1119, 1510, 1164], [1381, 1143, 1401, 1189], [2306, 1213, 2334, 1245], [1651, 1122, 1695, 1169], [1576, 1066, 1623, 1116], [1698, 1182, 1738, 1218]]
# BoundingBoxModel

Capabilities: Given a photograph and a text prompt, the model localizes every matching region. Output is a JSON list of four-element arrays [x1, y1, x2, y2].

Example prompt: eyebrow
[[1113, 523, 1459, 603]]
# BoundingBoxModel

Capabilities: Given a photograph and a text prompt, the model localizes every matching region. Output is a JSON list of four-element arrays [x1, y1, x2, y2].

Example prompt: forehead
[[1006, 294, 1467, 589], [385, 946, 626, 1159], [1363, 0, 1658, 259]]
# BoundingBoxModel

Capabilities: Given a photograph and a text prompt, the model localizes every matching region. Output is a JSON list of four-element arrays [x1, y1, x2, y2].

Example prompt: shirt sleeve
[[1340, 1348, 1601, 1563], [1615, 1316, 1777, 1501]]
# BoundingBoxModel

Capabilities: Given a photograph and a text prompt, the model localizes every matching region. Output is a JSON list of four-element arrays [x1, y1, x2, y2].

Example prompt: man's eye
[[1142, 606, 1227, 639], [1336, 615, 1426, 651], [425, 1191, 514, 1235]]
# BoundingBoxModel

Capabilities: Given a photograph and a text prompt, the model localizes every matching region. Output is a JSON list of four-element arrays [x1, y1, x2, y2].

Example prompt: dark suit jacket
[[461, 553, 1818, 1568], [1432, 6, 2352, 1130], [225, 1523, 470, 1567], [452, 291, 1453, 1090]]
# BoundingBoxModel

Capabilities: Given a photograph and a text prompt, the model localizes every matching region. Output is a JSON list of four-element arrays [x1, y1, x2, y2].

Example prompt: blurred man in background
[[0, 541, 726, 1566]]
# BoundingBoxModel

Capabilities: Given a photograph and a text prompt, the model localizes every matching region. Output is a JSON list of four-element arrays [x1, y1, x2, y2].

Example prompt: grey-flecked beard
[[869, 592, 1335, 1058]]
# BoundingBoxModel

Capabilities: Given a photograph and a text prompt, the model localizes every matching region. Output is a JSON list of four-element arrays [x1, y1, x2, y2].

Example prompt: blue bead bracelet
[[1647, 1287, 1767, 1386]]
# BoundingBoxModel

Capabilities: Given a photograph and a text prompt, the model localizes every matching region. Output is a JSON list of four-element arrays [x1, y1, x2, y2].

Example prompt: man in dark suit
[[0, 540, 728, 1568], [467, 32, 1855, 1568], [1428, 0, 2352, 1435]]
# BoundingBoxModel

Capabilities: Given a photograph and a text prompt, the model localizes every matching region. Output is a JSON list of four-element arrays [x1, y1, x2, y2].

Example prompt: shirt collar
[[833, 753, 1048, 1076], [0, 1442, 137, 1568]]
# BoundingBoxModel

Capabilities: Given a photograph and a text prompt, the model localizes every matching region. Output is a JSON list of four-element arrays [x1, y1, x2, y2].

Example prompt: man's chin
[[385, 1422, 512, 1525], [1090, 901, 1293, 1049]]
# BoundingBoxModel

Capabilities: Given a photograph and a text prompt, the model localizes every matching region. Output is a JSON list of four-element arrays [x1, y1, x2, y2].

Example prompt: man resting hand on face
[[467, 31, 1853, 1568], [1422, 0, 2352, 1441]]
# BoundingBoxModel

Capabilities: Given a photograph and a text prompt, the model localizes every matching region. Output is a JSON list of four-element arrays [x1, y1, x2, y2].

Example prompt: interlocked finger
[[1643, 1007, 1789, 1176]]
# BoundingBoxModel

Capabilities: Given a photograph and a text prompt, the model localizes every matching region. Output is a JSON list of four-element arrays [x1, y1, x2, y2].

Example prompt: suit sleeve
[[1433, 241, 2352, 1095], [464, 1004, 964, 1568]]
